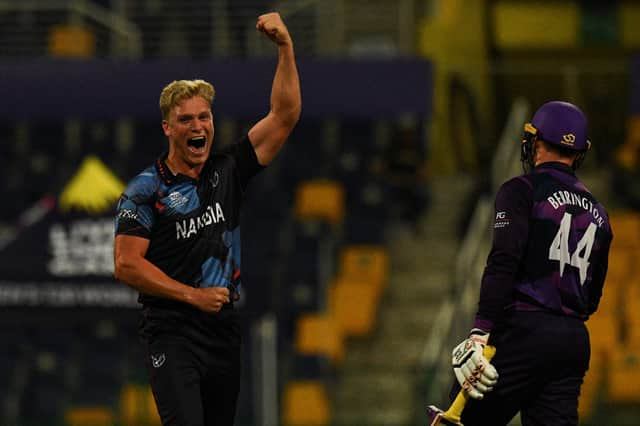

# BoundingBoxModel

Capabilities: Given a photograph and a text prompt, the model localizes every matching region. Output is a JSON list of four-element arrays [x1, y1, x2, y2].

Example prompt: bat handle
[[442, 345, 497, 423]]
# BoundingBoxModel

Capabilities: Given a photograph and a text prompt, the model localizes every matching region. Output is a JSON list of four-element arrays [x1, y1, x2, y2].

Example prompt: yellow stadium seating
[[626, 115, 640, 147], [605, 247, 635, 292], [492, 2, 579, 49], [606, 344, 640, 404], [65, 406, 115, 426], [624, 279, 640, 346], [609, 211, 640, 250], [48, 25, 96, 58], [616, 140, 640, 172], [282, 380, 331, 426], [294, 180, 345, 227], [338, 245, 390, 293], [620, 4, 640, 47], [596, 280, 620, 318], [615, 116, 640, 170], [120, 383, 161, 426], [328, 277, 379, 337], [295, 313, 344, 364], [587, 313, 622, 359]]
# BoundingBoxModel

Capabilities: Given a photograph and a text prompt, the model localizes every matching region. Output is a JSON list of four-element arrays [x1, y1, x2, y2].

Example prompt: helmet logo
[[561, 133, 576, 146]]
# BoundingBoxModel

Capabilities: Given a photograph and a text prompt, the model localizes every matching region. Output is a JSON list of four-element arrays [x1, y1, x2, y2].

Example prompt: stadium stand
[[282, 379, 331, 426], [48, 25, 96, 58], [119, 383, 162, 425], [2, 2, 639, 426], [65, 406, 115, 426], [294, 180, 345, 228]]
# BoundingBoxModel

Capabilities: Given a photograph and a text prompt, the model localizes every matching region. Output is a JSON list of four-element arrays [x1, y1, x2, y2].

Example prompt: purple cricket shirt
[[474, 162, 613, 332]]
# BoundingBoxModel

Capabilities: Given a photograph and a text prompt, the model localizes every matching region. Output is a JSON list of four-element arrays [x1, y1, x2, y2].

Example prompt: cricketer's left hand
[[451, 328, 499, 400]]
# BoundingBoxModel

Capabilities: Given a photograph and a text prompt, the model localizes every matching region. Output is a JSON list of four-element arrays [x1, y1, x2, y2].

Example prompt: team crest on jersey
[[210, 171, 219, 188]]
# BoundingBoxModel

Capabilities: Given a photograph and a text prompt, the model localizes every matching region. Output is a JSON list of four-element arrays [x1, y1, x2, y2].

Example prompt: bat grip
[[442, 345, 496, 423]]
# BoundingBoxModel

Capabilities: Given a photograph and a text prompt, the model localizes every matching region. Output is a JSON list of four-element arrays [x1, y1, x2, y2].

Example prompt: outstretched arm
[[248, 12, 302, 166]]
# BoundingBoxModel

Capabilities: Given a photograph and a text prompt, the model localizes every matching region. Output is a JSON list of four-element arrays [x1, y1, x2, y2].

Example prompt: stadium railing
[[417, 97, 530, 410]]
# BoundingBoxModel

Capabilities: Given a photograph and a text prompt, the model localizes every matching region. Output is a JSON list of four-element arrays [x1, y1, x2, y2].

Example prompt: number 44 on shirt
[[548, 212, 597, 286]]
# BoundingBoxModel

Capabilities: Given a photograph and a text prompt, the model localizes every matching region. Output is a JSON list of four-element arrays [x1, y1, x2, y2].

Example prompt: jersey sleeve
[[225, 135, 265, 190], [474, 176, 533, 331], [114, 173, 157, 239]]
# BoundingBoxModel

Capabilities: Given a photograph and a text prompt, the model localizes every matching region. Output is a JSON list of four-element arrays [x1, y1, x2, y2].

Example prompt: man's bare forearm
[[115, 254, 196, 304], [270, 43, 301, 128]]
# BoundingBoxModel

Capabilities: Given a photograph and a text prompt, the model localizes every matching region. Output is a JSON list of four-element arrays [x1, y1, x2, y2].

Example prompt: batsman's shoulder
[[498, 174, 533, 197]]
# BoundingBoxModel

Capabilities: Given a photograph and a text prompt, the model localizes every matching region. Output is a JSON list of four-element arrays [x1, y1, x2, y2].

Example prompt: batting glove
[[451, 328, 499, 400]]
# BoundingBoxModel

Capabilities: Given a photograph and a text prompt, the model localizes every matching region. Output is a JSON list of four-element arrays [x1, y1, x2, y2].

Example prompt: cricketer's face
[[163, 96, 214, 168]]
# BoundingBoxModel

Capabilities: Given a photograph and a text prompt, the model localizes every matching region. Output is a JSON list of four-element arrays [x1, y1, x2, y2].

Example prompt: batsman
[[445, 101, 612, 425]]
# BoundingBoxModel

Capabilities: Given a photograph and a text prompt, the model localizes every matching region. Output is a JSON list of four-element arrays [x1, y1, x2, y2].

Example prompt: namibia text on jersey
[[176, 203, 226, 240]]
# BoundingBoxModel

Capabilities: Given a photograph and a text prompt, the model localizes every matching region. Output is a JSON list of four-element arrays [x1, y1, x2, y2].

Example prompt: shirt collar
[[534, 161, 575, 176], [154, 152, 198, 185]]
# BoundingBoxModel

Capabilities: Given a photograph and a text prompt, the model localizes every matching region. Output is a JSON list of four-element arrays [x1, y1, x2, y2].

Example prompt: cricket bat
[[426, 345, 496, 426]]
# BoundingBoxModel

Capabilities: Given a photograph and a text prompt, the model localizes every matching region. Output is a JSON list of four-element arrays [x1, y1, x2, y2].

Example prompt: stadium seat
[[586, 313, 621, 359], [294, 180, 345, 227], [624, 279, 640, 346], [120, 383, 161, 425], [604, 247, 635, 292], [48, 25, 96, 58], [65, 406, 115, 426], [338, 245, 390, 295], [615, 115, 640, 171], [294, 313, 344, 365], [605, 344, 640, 404], [596, 278, 621, 318], [328, 277, 379, 337], [609, 211, 640, 250], [282, 380, 331, 426]]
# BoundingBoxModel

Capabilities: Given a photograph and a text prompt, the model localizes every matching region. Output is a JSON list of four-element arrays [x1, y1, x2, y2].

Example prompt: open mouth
[[187, 136, 207, 153]]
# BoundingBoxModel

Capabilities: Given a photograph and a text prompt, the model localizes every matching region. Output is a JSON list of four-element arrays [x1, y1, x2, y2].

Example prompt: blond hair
[[159, 79, 215, 120]]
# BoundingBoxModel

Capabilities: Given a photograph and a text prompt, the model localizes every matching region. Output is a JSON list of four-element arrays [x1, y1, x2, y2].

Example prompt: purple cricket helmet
[[521, 100, 591, 172], [531, 101, 590, 151]]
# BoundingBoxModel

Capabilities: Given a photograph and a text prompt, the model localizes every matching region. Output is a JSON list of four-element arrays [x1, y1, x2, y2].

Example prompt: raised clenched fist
[[256, 12, 292, 47]]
